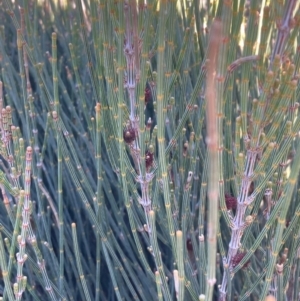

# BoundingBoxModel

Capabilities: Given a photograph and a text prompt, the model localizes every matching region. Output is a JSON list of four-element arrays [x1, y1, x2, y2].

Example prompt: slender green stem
[[52, 32, 64, 297]]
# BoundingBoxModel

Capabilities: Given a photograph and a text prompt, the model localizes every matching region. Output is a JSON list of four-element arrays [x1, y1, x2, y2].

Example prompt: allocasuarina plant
[[0, 0, 299, 300]]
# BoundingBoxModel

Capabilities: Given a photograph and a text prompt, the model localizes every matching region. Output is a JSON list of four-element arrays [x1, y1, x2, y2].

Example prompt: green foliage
[[0, 0, 299, 300]]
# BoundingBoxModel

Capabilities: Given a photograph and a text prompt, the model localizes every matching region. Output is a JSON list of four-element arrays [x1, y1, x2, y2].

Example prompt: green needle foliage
[[0, 0, 299, 300]]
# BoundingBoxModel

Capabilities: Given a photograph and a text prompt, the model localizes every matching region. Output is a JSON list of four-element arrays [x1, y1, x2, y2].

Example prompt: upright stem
[[205, 19, 222, 301], [52, 32, 64, 297]]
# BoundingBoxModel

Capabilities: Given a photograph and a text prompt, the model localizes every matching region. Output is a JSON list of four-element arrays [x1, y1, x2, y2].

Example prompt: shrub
[[0, 0, 299, 300]]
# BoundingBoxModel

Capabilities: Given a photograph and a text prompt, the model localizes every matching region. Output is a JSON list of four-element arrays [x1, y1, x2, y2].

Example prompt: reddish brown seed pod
[[145, 150, 154, 169], [123, 126, 136, 144], [144, 87, 151, 104], [231, 252, 250, 269], [225, 193, 237, 210]]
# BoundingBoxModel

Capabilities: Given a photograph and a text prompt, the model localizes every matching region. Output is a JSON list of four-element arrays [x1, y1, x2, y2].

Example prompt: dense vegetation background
[[0, 0, 299, 300]]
